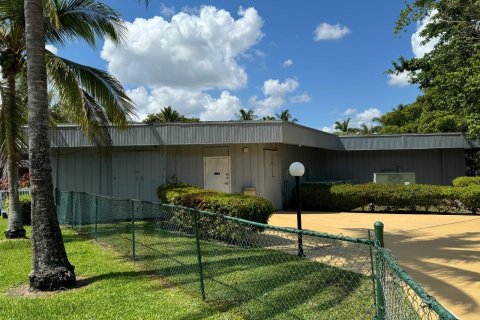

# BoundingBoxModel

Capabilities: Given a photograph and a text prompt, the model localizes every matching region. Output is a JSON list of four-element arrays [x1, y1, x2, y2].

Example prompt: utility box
[[243, 187, 256, 196], [373, 172, 416, 185]]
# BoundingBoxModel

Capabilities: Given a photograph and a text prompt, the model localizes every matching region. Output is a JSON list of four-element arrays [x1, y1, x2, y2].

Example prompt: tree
[[262, 115, 276, 120], [143, 106, 199, 123], [0, 62, 27, 238], [334, 118, 351, 133], [236, 109, 257, 121], [275, 109, 298, 123], [358, 123, 380, 135], [16, 0, 133, 290], [383, 0, 480, 137]]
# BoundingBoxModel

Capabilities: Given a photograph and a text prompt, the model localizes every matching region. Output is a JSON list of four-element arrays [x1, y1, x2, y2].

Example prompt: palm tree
[[334, 118, 352, 134], [144, 106, 183, 123], [262, 115, 276, 120], [15, 0, 134, 290], [359, 123, 380, 135], [0, 67, 27, 238], [236, 109, 257, 121], [275, 109, 298, 123]]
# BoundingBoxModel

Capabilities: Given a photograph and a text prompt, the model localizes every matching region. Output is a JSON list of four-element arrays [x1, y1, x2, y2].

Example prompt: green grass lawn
[[0, 218, 375, 319], [72, 220, 376, 319], [0, 219, 241, 320]]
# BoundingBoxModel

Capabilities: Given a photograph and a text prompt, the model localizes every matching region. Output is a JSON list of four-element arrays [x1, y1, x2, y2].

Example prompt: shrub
[[158, 185, 274, 223], [330, 184, 369, 211], [4, 194, 31, 225], [158, 185, 275, 243], [298, 183, 334, 211], [299, 183, 480, 214], [452, 176, 480, 187], [456, 185, 480, 214]]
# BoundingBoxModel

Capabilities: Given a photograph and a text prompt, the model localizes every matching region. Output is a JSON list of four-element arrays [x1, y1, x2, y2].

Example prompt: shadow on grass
[[71, 222, 376, 319]]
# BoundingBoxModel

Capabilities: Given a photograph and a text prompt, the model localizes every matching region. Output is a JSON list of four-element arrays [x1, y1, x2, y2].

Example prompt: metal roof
[[49, 122, 477, 151], [338, 133, 478, 150]]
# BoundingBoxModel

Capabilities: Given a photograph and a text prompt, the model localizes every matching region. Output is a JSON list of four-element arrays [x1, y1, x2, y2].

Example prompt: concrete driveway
[[269, 212, 480, 320]]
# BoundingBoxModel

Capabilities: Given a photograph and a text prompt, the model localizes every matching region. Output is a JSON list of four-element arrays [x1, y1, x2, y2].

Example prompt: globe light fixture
[[289, 162, 305, 177], [289, 162, 305, 257]]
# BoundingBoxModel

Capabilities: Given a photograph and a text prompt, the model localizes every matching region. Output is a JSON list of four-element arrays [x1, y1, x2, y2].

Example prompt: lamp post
[[289, 162, 305, 257]]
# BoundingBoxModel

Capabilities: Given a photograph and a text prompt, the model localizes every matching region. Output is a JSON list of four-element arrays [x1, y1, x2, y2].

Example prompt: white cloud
[[250, 78, 301, 116], [411, 10, 440, 58], [283, 59, 293, 67], [321, 125, 335, 133], [314, 23, 350, 41], [355, 108, 382, 126], [105, 6, 264, 122], [290, 92, 311, 103], [101, 6, 263, 90], [343, 108, 357, 116], [387, 11, 439, 88], [159, 3, 175, 18], [322, 107, 382, 133], [46, 44, 57, 54], [387, 71, 412, 87], [200, 91, 243, 121], [127, 86, 204, 119], [128, 86, 243, 122]]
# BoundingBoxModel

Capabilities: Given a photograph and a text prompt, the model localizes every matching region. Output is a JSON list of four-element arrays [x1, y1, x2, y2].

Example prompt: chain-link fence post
[[69, 191, 74, 227], [374, 221, 385, 320], [368, 230, 378, 314], [131, 200, 136, 261], [94, 195, 99, 240], [193, 209, 206, 300]]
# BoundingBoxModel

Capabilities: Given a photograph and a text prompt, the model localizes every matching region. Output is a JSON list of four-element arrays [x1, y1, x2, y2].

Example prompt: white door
[[264, 150, 282, 209], [204, 157, 230, 193]]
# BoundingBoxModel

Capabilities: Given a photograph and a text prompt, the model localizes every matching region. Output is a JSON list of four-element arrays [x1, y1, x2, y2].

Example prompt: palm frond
[[0, 0, 24, 26], [46, 0, 126, 47], [46, 52, 135, 145]]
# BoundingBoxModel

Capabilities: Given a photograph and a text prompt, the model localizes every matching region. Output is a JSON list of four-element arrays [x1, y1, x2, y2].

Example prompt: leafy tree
[[10, 0, 134, 290], [275, 109, 298, 123], [236, 109, 257, 121], [143, 106, 199, 123], [383, 0, 480, 138]]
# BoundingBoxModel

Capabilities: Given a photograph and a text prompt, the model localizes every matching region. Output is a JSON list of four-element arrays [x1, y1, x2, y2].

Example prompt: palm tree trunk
[[4, 71, 25, 239], [24, 0, 76, 290]]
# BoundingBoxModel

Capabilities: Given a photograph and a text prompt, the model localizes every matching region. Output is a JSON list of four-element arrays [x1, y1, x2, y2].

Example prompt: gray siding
[[165, 144, 279, 203], [53, 147, 165, 202], [311, 148, 465, 185], [51, 143, 466, 209]]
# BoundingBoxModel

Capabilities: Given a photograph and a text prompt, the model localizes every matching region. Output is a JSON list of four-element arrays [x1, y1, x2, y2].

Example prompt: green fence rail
[[56, 190, 458, 320]]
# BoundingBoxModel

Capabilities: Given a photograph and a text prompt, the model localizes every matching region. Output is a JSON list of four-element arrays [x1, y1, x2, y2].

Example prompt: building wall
[[314, 148, 465, 185], [52, 144, 466, 209], [52, 147, 166, 202]]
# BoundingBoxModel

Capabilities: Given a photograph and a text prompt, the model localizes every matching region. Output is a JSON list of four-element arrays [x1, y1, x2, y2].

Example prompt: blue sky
[[55, 1, 428, 131]]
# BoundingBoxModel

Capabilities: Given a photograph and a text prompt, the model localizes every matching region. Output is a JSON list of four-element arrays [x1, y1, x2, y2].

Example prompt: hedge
[[158, 185, 275, 243], [158, 185, 274, 223], [452, 176, 480, 187], [4, 194, 32, 225], [300, 183, 479, 214]]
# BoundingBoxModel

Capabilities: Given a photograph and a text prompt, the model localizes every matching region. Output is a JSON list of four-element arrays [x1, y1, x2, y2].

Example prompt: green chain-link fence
[[56, 190, 458, 320]]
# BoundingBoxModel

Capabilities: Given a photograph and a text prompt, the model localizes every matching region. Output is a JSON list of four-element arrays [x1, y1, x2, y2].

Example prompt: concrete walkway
[[269, 212, 480, 320]]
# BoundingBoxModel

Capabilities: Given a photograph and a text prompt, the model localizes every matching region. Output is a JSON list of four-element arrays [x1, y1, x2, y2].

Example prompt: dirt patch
[[6, 278, 91, 298]]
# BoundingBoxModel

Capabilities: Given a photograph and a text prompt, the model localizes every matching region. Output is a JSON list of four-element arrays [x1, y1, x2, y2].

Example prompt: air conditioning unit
[[373, 172, 416, 185]]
